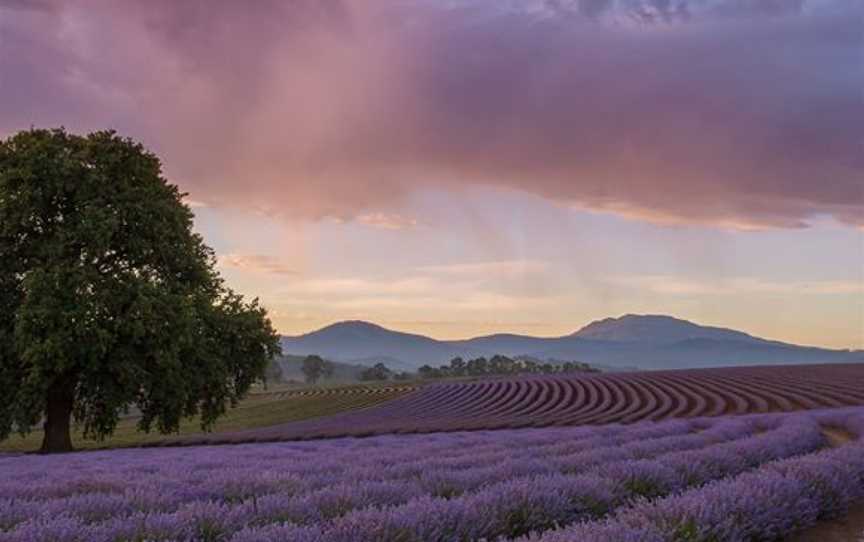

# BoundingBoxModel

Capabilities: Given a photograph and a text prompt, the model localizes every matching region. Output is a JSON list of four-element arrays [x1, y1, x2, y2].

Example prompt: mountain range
[[280, 314, 863, 371]]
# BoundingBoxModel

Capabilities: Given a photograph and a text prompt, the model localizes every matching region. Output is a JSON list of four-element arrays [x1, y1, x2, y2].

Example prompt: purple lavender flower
[[0, 407, 861, 542]]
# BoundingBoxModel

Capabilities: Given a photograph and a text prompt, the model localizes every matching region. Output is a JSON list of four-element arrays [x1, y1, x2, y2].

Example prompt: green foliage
[[418, 355, 597, 379], [359, 362, 392, 382], [0, 128, 281, 451], [301, 355, 333, 385], [623, 478, 664, 499], [672, 519, 723, 542]]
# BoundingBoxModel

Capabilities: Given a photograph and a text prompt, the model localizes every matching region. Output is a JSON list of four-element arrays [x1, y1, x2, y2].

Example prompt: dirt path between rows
[[789, 503, 864, 542], [822, 426, 854, 447], [787, 426, 861, 542]]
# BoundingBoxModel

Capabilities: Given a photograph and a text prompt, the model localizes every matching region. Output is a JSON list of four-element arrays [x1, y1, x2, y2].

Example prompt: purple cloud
[[1, 0, 861, 229]]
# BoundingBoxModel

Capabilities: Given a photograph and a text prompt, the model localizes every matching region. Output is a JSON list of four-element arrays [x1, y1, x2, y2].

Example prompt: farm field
[[4, 2, 861, 540], [0, 384, 413, 453], [1, 407, 862, 541], [171, 363, 864, 446]]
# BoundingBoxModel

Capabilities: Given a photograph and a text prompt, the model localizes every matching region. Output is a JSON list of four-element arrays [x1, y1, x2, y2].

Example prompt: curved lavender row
[[0, 419, 719, 535], [516, 380, 565, 427], [0, 414, 813, 542], [170, 363, 864, 445], [1, 410, 857, 542], [570, 375, 616, 425], [0, 420, 703, 510], [0, 421, 742, 541], [500, 378, 562, 425], [519, 378, 563, 420], [692, 373, 750, 414], [724, 373, 815, 411], [479, 379, 535, 422], [581, 376, 629, 424], [426, 380, 519, 431], [649, 376, 698, 419], [294, 416, 824, 542], [178, 416, 822, 542], [671, 374, 725, 417], [635, 377, 676, 421], [526, 411, 864, 542], [550, 377, 598, 426], [0, 421, 698, 503], [616, 377, 659, 424], [764, 372, 864, 406], [347, 420, 717, 500]]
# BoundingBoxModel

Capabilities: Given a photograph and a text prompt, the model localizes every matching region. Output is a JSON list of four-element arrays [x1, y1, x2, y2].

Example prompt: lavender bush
[[527, 442, 864, 542], [0, 407, 861, 542]]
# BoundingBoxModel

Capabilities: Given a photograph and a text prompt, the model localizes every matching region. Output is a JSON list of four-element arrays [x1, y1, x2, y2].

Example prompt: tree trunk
[[40, 379, 75, 454]]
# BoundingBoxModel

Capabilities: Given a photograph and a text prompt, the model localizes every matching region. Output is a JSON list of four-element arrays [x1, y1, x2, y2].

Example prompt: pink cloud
[[356, 213, 418, 230], [217, 254, 297, 276], [2, 0, 861, 229]]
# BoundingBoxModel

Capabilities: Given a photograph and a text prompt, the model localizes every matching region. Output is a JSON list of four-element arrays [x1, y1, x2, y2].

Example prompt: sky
[[1, 0, 862, 349]]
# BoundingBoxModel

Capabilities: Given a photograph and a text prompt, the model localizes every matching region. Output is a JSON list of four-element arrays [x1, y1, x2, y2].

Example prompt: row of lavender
[[175, 364, 864, 445], [2, 407, 863, 541], [529, 408, 864, 541], [1, 417, 750, 540]]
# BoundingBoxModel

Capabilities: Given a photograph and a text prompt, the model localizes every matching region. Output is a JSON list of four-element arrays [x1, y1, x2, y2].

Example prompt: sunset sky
[[2, 0, 862, 348]]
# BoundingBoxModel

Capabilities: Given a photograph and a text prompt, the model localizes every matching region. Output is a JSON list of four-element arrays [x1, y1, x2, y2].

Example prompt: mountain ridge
[[280, 314, 863, 371], [570, 314, 764, 343]]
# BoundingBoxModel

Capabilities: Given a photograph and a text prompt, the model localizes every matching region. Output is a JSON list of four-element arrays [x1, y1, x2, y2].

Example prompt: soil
[[822, 426, 855, 448], [786, 427, 861, 541], [788, 503, 864, 542]]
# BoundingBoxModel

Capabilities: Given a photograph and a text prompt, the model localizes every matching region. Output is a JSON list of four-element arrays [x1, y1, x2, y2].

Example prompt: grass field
[[0, 383, 415, 453]]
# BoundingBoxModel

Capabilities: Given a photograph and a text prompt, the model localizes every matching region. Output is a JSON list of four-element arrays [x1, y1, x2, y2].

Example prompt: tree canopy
[[0, 128, 281, 453], [360, 363, 393, 382], [301, 355, 333, 385]]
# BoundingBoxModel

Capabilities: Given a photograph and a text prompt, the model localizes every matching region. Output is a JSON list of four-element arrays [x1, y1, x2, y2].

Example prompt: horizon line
[[278, 314, 862, 352]]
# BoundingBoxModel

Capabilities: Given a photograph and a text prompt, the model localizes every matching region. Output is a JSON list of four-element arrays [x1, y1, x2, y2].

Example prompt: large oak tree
[[0, 128, 281, 453]]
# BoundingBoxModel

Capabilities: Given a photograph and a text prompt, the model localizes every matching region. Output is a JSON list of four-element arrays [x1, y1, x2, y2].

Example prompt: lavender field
[[4, 1, 863, 540], [2, 407, 863, 542], [169, 363, 864, 446]]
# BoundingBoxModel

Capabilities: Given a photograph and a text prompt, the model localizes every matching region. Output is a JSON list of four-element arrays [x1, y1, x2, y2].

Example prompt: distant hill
[[280, 321, 479, 371], [280, 314, 864, 371], [571, 314, 763, 344]]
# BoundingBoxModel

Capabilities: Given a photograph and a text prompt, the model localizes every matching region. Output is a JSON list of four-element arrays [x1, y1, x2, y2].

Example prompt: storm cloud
[[2, 0, 861, 229]]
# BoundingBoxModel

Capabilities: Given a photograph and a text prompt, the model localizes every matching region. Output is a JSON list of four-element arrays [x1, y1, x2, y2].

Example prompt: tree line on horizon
[[417, 355, 598, 380], [297, 356, 411, 385], [290, 354, 598, 385]]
